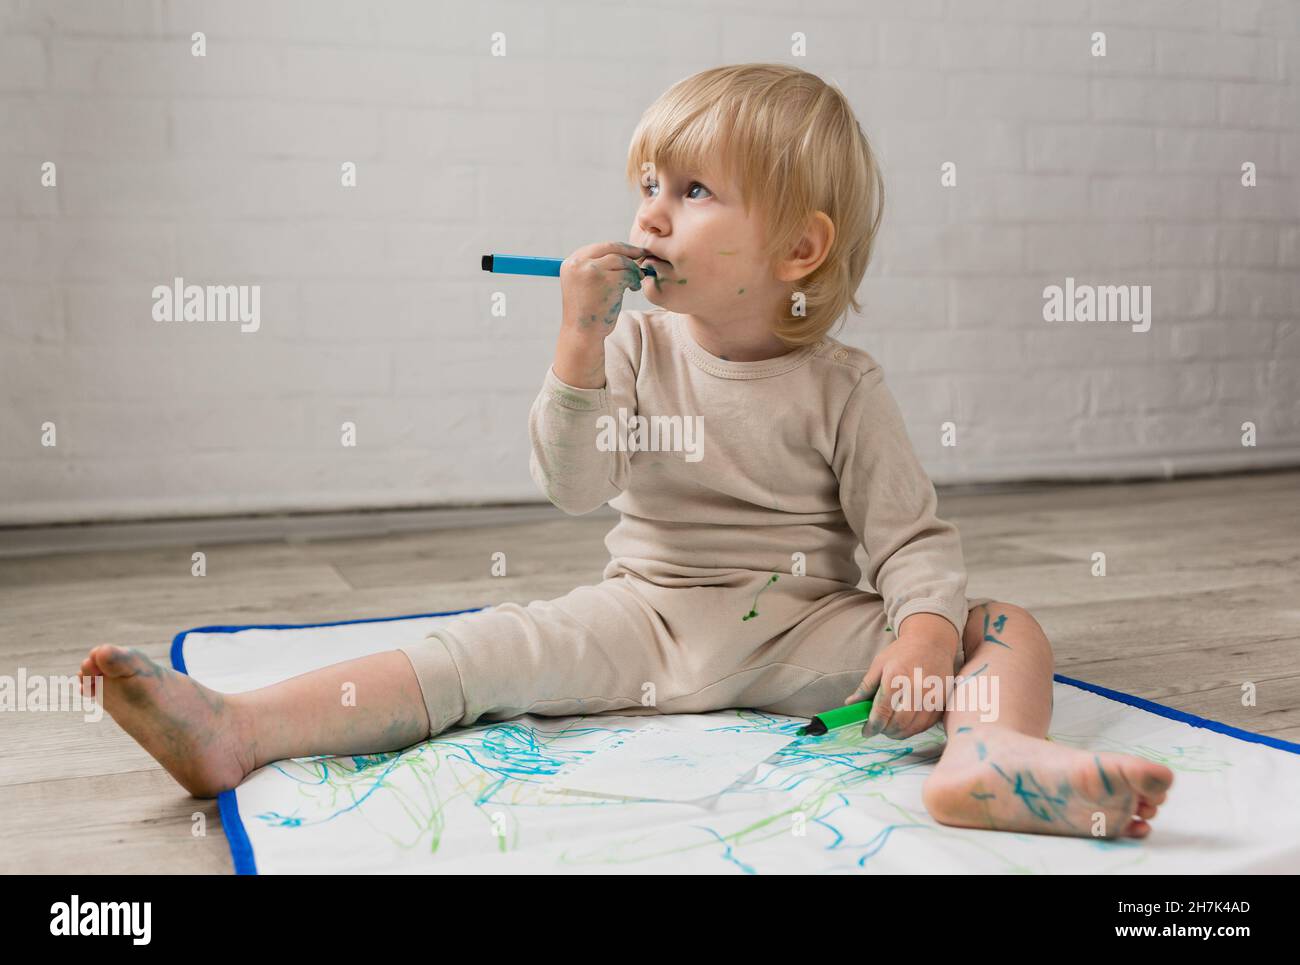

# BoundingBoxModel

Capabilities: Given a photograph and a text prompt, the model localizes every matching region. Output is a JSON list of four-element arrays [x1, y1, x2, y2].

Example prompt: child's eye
[[643, 180, 712, 200]]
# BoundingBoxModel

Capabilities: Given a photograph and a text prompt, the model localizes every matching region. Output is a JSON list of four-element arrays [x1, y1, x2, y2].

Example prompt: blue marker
[[481, 254, 656, 277]]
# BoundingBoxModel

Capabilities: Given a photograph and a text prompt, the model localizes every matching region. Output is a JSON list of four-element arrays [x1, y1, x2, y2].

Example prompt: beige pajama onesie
[[399, 309, 992, 737]]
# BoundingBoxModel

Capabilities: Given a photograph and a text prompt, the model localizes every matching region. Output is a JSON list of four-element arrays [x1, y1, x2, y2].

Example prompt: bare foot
[[922, 724, 1174, 839], [79, 645, 255, 798]]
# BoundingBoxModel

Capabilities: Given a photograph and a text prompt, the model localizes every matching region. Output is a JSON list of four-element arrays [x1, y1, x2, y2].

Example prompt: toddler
[[81, 63, 1172, 839]]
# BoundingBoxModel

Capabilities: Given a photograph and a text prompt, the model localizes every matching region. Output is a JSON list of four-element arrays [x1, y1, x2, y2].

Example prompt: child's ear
[[795, 211, 835, 273], [773, 213, 834, 282]]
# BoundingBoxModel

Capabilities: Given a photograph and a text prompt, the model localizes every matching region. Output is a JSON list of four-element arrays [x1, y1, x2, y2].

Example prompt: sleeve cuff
[[891, 597, 968, 643], [544, 366, 607, 411]]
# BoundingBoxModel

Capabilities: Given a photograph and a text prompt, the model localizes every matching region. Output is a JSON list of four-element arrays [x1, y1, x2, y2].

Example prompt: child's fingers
[[591, 253, 646, 293], [577, 241, 649, 264], [884, 663, 953, 738], [864, 704, 895, 737], [843, 662, 882, 705], [863, 680, 899, 736], [888, 709, 936, 740], [610, 241, 649, 257], [864, 666, 915, 737]]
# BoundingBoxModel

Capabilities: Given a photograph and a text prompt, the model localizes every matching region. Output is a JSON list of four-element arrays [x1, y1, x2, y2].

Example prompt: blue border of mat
[[170, 610, 1300, 876], [1052, 672, 1300, 755]]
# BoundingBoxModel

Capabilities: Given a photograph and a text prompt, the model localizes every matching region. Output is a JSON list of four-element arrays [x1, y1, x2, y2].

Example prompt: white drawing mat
[[544, 719, 797, 803], [170, 610, 1300, 874]]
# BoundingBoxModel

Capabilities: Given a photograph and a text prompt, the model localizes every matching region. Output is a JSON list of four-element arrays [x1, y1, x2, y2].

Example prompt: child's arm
[[528, 310, 640, 515], [528, 242, 646, 515], [831, 367, 970, 646]]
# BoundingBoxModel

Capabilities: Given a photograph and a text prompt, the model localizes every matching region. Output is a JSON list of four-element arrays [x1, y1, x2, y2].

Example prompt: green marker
[[797, 699, 873, 736]]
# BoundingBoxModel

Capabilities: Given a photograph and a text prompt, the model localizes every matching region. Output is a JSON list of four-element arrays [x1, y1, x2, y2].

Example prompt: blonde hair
[[626, 63, 885, 347]]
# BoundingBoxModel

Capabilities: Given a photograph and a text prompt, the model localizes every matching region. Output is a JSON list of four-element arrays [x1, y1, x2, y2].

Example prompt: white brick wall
[[1, 0, 1297, 524]]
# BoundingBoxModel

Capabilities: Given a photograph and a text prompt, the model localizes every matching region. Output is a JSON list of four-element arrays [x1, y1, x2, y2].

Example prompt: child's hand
[[843, 631, 960, 740], [559, 241, 650, 339]]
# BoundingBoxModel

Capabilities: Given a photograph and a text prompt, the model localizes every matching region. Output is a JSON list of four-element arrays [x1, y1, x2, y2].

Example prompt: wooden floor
[[2, 468, 1297, 873]]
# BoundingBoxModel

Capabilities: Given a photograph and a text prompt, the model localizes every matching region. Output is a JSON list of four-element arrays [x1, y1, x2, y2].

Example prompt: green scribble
[[741, 573, 780, 621], [237, 696, 1232, 872]]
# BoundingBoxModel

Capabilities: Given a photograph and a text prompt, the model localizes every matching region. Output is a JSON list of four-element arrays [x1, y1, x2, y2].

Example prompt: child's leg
[[78, 645, 429, 799], [81, 576, 671, 800], [921, 601, 1175, 839]]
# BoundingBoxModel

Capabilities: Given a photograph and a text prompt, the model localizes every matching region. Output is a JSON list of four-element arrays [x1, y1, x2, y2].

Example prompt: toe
[[87, 644, 112, 665], [92, 644, 133, 675], [1142, 766, 1174, 794], [1124, 818, 1151, 838], [80, 653, 105, 691]]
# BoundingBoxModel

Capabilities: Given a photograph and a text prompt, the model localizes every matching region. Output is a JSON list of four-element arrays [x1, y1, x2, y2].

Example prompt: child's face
[[629, 161, 778, 316]]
